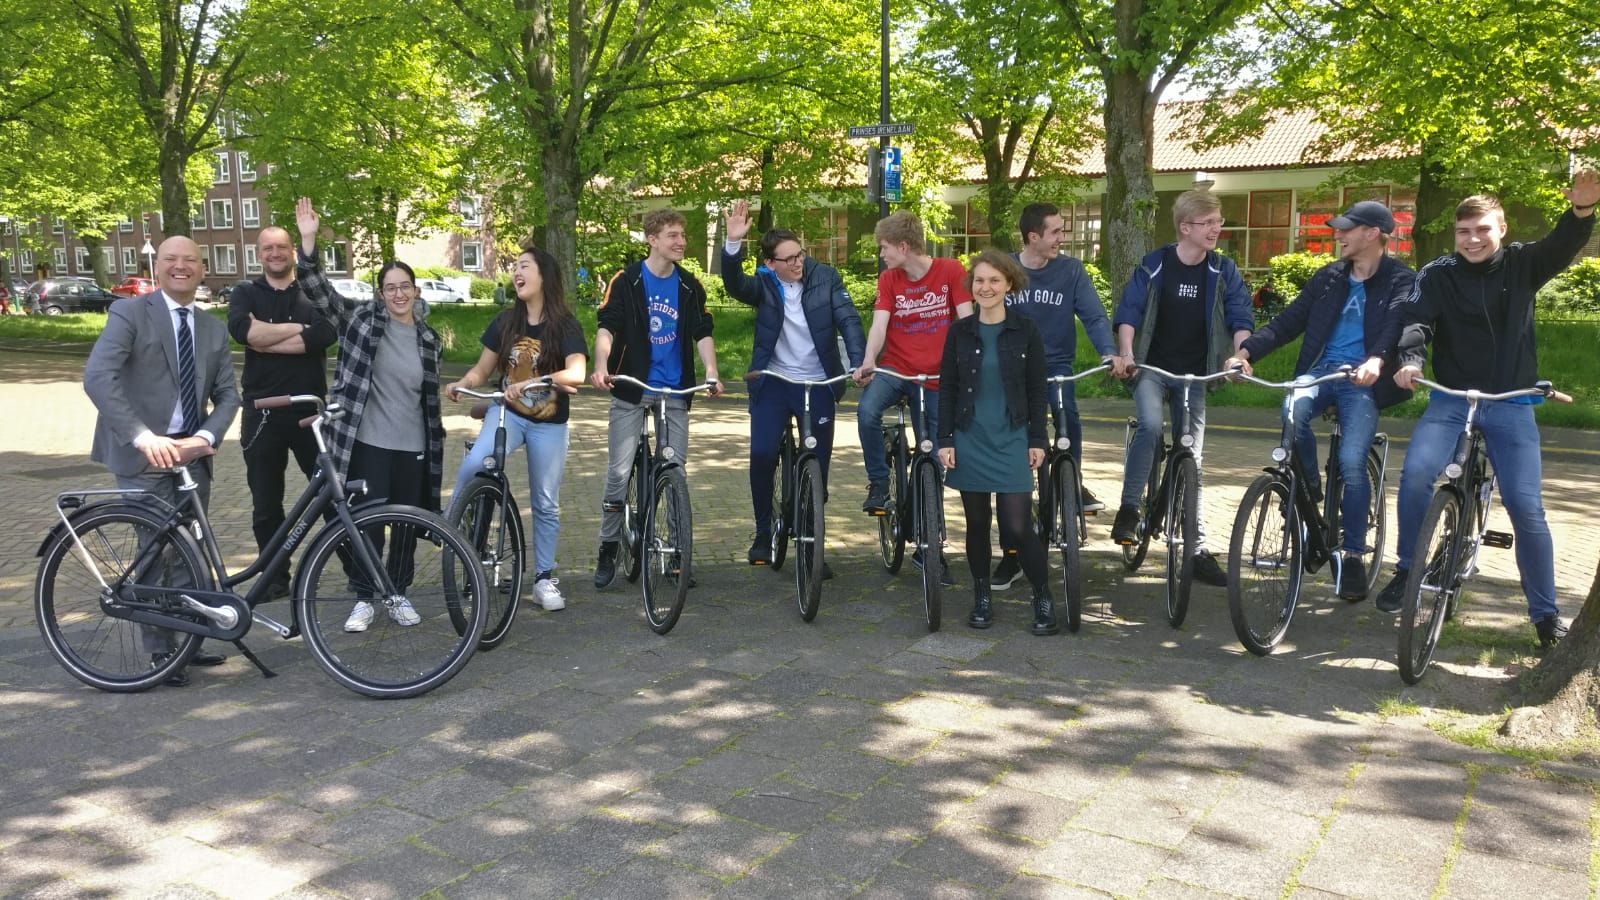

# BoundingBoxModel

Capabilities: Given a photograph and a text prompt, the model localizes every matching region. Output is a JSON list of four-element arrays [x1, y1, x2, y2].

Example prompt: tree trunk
[[159, 132, 191, 240], [1503, 557, 1600, 743], [1413, 152, 1453, 265], [984, 174, 1016, 253], [1101, 66, 1158, 287], [81, 234, 107, 286], [757, 144, 776, 233], [540, 143, 583, 296]]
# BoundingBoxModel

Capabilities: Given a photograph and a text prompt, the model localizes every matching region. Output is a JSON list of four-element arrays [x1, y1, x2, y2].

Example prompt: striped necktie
[[176, 307, 202, 435]]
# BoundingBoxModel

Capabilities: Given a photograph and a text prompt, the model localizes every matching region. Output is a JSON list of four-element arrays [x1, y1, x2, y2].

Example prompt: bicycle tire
[[1399, 489, 1462, 684], [36, 503, 206, 692], [444, 478, 524, 651], [1164, 455, 1199, 628], [620, 446, 647, 583], [1052, 457, 1084, 633], [1122, 430, 1159, 571], [1227, 475, 1303, 655], [1359, 448, 1387, 599], [771, 433, 794, 571], [296, 504, 485, 698], [878, 429, 907, 574], [794, 456, 825, 622], [1446, 477, 1487, 623], [642, 466, 693, 634], [915, 460, 943, 632]]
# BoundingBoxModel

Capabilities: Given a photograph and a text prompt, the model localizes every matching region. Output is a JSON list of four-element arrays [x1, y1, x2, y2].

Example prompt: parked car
[[111, 276, 158, 298], [329, 278, 376, 303], [25, 278, 118, 315], [194, 283, 212, 305], [417, 278, 467, 304]]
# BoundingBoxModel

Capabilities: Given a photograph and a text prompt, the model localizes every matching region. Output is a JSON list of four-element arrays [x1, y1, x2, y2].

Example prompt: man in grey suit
[[85, 235, 241, 687]]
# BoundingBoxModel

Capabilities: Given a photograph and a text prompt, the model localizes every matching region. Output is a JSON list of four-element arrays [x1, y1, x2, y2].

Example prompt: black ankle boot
[[1030, 583, 1059, 636], [967, 578, 993, 629]]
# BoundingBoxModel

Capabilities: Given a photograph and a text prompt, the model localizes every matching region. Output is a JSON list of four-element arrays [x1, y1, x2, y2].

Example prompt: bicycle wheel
[[1164, 455, 1199, 628], [915, 460, 943, 632], [1227, 476, 1303, 655], [794, 456, 825, 622], [1052, 457, 1083, 633], [1445, 483, 1486, 623], [878, 430, 907, 574], [297, 504, 485, 698], [1122, 430, 1159, 570], [36, 503, 206, 692], [771, 433, 794, 571], [642, 467, 693, 634], [1399, 489, 1462, 685], [620, 448, 647, 583], [445, 478, 524, 651], [1359, 448, 1387, 600]]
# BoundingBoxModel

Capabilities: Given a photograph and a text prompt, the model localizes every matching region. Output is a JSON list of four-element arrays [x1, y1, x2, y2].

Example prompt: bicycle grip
[[298, 414, 318, 429], [744, 372, 761, 382], [254, 395, 295, 409], [1551, 390, 1574, 404]]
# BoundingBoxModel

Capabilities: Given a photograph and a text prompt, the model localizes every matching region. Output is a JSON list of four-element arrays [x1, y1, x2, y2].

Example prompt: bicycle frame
[[869, 367, 944, 558], [1128, 364, 1234, 540], [746, 370, 852, 513], [1041, 363, 1111, 541]]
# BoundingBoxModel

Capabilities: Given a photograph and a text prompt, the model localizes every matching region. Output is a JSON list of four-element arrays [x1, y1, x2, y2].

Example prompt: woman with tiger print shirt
[[445, 245, 588, 612]]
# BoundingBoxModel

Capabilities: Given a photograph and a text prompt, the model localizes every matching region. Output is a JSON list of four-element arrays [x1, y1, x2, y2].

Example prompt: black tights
[[960, 491, 1046, 590]]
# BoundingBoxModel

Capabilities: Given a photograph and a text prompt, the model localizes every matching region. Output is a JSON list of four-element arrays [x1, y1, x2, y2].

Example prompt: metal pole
[[879, 0, 890, 221]]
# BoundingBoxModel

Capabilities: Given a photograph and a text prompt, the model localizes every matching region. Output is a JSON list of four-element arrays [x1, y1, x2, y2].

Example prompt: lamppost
[[879, 0, 890, 221]]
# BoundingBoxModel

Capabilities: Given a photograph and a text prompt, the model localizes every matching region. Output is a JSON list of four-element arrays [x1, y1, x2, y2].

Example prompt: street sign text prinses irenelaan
[[848, 123, 916, 138]]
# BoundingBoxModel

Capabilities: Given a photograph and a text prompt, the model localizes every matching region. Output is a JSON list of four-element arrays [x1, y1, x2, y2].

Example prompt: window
[[0, 219, 11, 235], [122, 248, 137, 273], [322, 243, 348, 273], [52, 217, 65, 234], [213, 244, 238, 275], [198, 244, 212, 272], [460, 195, 482, 226], [244, 244, 261, 273], [1060, 199, 1103, 263], [101, 247, 115, 272], [210, 199, 233, 229], [794, 207, 851, 266], [19, 249, 34, 270], [191, 206, 206, 231], [213, 152, 230, 184], [154, 212, 165, 233], [119, 217, 134, 233], [237, 152, 255, 182], [932, 203, 993, 258], [75, 247, 90, 272], [461, 241, 483, 271], [241, 198, 260, 228]]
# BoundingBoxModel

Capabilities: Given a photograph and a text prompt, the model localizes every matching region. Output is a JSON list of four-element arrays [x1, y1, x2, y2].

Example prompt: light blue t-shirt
[[1324, 277, 1367, 366], [642, 265, 683, 389]]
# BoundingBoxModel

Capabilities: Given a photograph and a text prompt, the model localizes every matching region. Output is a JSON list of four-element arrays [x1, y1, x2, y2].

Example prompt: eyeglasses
[[770, 249, 807, 266], [1184, 218, 1226, 229], [380, 283, 416, 297]]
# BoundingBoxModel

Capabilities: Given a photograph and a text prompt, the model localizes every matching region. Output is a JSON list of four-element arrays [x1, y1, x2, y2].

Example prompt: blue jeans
[[750, 381, 836, 534], [1290, 365, 1378, 554], [1394, 393, 1556, 622], [857, 375, 939, 485], [1121, 373, 1211, 550], [451, 404, 571, 577]]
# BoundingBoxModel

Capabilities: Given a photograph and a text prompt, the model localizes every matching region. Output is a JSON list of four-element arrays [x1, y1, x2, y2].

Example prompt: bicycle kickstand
[[232, 639, 279, 679]]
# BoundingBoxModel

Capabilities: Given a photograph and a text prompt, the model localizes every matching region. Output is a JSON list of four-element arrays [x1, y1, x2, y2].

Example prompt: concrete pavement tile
[[1024, 828, 1170, 896], [438, 847, 600, 899], [997, 758, 1118, 808], [603, 776, 726, 829], [855, 863, 988, 899], [275, 736, 393, 780], [1442, 847, 1589, 900], [879, 694, 981, 732], [781, 746, 899, 797], [361, 739, 485, 783], [299, 803, 436, 858], [1537, 760, 1600, 783], [561, 742, 683, 791], [185, 851, 309, 900], [896, 822, 1043, 888], [414, 807, 541, 865], [1342, 753, 1469, 822], [384, 769, 519, 821], [909, 632, 994, 662], [721, 716, 836, 761], [1236, 751, 1364, 819], [824, 599, 901, 624], [850, 722, 945, 763], [648, 812, 790, 877], [0, 832, 112, 890], [1067, 770, 1233, 849], [310, 844, 471, 899], [874, 649, 968, 679], [883, 746, 1007, 799], [236, 837, 346, 888], [489, 771, 630, 825], [766, 819, 916, 883], [0, 795, 112, 849], [829, 781, 969, 837], [524, 813, 678, 876], [1000, 873, 1119, 898], [953, 784, 1077, 842], [181, 799, 325, 852], [714, 855, 857, 897], [67, 794, 220, 853], [1193, 795, 1322, 857], [679, 748, 792, 789], [284, 764, 412, 814], [1461, 771, 1593, 868], [1135, 877, 1246, 898], [718, 778, 842, 832], [707, 648, 801, 678], [71, 835, 239, 895], [1157, 831, 1298, 899], [427, 710, 545, 755], [588, 855, 727, 898], [1295, 805, 1454, 898]]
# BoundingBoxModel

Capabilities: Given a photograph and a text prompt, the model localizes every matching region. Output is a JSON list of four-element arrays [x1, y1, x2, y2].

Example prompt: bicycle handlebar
[[253, 394, 325, 412], [1413, 376, 1571, 405], [1132, 364, 1238, 385], [866, 367, 939, 385], [452, 387, 507, 401], [1229, 365, 1353, 393], [744, 369, 854, 386], [1047, 362, 1112, 384], [608, 374, 718, 397]]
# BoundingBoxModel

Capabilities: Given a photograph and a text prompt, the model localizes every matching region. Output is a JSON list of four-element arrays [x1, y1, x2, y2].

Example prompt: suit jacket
[[85, 291, 240, 478]]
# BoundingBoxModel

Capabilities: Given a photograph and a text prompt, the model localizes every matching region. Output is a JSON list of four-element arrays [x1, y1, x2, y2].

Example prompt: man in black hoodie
[[1377, 171, 1597, 650]]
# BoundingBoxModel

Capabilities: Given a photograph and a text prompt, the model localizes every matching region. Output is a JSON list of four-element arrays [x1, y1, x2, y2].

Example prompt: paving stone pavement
[[2, 343, 1598, 899]]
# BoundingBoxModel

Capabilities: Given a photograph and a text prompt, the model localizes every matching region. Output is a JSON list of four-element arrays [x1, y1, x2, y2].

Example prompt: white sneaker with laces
[[534, 577, 565, 611], [387, 598, 421, 626], [344, 601, 375, 633]]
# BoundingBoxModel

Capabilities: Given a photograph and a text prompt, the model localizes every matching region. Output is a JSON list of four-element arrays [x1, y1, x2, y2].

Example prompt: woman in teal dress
[[937, 249, 1055, 634]]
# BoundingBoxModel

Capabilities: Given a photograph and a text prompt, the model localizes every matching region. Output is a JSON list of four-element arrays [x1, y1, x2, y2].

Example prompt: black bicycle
[[1226, 367, 1391, 655], [1396, 377, 1569, 684], [869, 368, 946, 631], [34, 395, 486, 698], [1116, 364, 1235, 628], [447, 381, 553, 651], [750, 369, 852, 622], [609, 375, 716, 634], [1037, 362, 1112, 633]]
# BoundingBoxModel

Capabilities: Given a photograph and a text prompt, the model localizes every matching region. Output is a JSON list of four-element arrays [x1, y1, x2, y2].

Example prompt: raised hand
[[1565, 169, 1599, 211], [725, 199, 753, 244], [295, 197, 320, 254]]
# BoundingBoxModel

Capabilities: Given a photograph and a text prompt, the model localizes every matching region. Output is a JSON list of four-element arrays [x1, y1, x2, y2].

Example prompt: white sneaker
[[534, 577, 565, 611], [344, 601, 375, 632], [387, 598, 422, 626]]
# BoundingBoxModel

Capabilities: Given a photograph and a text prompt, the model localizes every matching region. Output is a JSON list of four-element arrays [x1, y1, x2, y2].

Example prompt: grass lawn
[[7, 306, 1598, 429]]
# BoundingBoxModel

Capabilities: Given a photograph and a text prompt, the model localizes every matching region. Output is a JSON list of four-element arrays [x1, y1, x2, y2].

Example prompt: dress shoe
[[189, 651, 227, 667]]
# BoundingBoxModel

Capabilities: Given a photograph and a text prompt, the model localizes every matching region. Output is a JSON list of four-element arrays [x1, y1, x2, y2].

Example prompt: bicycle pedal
[[1481, 530, 1514, 549], [866, 509, 886, 517]]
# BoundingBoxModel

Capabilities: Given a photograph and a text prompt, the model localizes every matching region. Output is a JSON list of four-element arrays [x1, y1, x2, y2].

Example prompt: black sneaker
[[990, 554, 1021, 591], [1111, 504, 1140, 545], [748, 532, 772, 566], [1337, 555, 1368, 602], [1192, 550, 1227, 587], [911, 549, 957, 587], [594, 541, 619, 589], [1081, 486, 1106, 514], [1375, 568, 1409, 614], [1535, 615, 1568, 650], [863, 480, 889, 515], [821, 562, 835, 581]]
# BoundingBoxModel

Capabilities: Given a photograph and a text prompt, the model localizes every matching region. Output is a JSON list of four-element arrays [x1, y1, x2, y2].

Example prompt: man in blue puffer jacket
[[721, 199, 867, 566], [1227, 200, 1415, 601]]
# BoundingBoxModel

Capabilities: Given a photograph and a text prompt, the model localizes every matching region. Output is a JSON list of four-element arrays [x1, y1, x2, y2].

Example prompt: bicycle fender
[[37, 500, 148, 557]]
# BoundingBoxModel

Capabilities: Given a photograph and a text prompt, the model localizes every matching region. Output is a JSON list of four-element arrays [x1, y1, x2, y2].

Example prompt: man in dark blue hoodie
[[1228, 200, 1415, 600]]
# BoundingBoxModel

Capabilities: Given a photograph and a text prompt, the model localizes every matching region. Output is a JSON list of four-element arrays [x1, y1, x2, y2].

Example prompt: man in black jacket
[[1228, 200, 1414, 600], [589, 208, 723, 588], [1378, 171, 1597, 648]]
